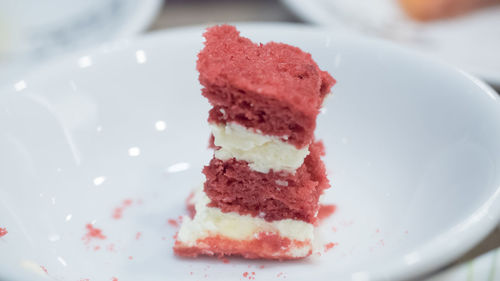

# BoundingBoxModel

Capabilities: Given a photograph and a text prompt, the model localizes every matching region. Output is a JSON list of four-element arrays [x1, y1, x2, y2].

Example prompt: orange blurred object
[[399, 0, 500, 21]]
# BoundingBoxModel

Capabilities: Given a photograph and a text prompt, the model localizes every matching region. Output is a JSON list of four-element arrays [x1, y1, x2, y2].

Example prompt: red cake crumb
[[208, 134, 220, 150], [185, 191, 197, 218], [82, 224, 106, 244], [340, 219, 354, 227], [242, 271, 256, 280], [198, 25, 335, 148], [40, 266, 48, 275], [317, 204, 336, 221], [167, 219, 179, 228], [111, 277, 118, 281], [168, 216, 183, 228], [203, 141, 329, 223], [187, 205, 196, 219], [112, 199, 133, 220], [324, 242, 337, 252], [174, 232, 311, 260], [0, 227, 7, 237], [135, 232, 142, 240]]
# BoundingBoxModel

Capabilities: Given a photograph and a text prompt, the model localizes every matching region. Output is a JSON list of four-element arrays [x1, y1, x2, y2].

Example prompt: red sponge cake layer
[[198, 25, 335, 148], [174, 233, 310, 260], [203, 141, 330, 223]]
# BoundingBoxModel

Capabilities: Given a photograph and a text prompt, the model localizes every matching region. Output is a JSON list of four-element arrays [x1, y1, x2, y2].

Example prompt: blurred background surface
[[2, 0, 499, 89]]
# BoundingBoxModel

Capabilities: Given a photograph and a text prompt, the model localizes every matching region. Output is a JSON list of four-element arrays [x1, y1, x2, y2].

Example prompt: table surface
[[148, 0, 500, 278]]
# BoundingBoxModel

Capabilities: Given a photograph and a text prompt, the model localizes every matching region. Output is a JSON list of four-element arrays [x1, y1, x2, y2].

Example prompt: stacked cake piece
[[174, 25, 336, 259]]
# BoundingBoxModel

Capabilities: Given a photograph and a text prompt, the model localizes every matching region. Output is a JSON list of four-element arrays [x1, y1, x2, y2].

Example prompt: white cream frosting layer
[[177, 188, 314, 257], [211, 122, 309, 173]]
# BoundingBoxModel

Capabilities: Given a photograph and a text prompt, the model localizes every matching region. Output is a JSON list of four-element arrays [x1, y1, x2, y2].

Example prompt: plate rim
[[113, 0, 163, 38]]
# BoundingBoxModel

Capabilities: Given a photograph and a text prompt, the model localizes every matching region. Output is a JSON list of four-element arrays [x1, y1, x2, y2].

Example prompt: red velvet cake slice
[[174, 25, 335, 260], [198, 25, 335, 148]]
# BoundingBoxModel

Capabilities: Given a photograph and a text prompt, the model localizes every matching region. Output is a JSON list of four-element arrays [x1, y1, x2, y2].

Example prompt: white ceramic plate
[[1, 23, 500, 281], [0, 0, 162, 85], [281, 0, 500, 87], [427, 247, 500, 281]]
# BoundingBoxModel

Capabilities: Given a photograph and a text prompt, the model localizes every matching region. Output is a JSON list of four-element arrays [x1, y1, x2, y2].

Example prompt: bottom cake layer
[[174, 188, 314, 259]]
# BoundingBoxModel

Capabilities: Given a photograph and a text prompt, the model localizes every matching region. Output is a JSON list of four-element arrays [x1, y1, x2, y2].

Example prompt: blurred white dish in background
[[282, 0, 500, 87], [0, 23, 500, 281], [0, 0, 162, 85]]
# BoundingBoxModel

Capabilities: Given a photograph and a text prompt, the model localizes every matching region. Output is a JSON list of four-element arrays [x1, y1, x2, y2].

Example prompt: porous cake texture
[[174, 25, 335, 259]]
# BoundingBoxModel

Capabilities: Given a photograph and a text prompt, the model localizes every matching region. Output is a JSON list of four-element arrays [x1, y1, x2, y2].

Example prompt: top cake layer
[[198, 25, 336, 148]]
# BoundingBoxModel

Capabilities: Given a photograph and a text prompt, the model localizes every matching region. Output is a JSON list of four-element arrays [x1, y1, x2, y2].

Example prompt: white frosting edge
[[211, 122, 309, 173]]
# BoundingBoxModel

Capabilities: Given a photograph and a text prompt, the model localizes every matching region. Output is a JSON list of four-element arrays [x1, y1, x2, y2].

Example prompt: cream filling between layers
[[177, 188, 314, 256], [210, 122, 309, 173]]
